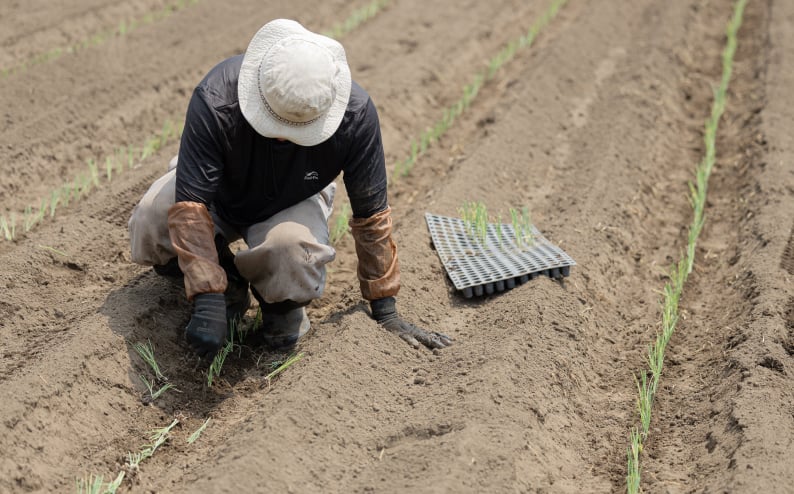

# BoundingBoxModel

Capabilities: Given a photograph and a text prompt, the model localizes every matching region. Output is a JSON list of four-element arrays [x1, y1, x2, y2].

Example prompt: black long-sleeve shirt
[[175, 55, 388, 228]]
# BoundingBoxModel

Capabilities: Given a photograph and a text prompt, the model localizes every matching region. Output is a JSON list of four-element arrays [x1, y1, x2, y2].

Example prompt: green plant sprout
[[264, 352, 304, 388], [138, 375, 175, 401], [494, 214, 504, 248], [459, 201, 489, 244], [252, 307, 263, 331], [140, 137, 159, 161], [18, 199, 45, 233], [126, 146, 135, 170], [75, 474, 103, 494], [207, 324, 235, 387], [626, 427, 641, 494], [624, 1, 746, 491], [38, 245, 68, 257], [125, 451, 145, 471], [330, 203, 351, 244], [133, 340, 167, 381], [459, 203, 536, 250], [49, 190, 61, 218], [60, 183, 73, 208], [635, 372, 652, 434], [75, 472, 124, 494], [149, 418, 179, 447], [105, 157, 113, 182], [509, 207, 534, 247], [87, 159, 100, 188], [126, 418, 179, 471], [134, 340, 174, 400], [187, 418, 211, 445], [22, 204, 38, 233], [0, 214, 14, 240]]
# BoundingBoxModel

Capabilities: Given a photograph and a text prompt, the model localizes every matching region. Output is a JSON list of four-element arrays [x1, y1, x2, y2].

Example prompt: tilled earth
[[1, 0, 792, 493]]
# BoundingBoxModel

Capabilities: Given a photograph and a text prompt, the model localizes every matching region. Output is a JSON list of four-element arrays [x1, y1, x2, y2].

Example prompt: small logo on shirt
[[304, 171, 319, 181]]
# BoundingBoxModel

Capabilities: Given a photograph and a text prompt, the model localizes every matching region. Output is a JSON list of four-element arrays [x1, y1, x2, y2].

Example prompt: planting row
[[625, 0, 748, 491]]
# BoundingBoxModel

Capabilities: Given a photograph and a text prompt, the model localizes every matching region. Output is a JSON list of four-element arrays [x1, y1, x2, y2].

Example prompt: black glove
[[186, 293, 228, 358], [370, 297, 453, 350]]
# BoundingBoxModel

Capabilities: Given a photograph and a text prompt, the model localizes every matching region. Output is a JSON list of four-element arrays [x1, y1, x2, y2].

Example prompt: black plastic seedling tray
[[425, 213, 576, 298]]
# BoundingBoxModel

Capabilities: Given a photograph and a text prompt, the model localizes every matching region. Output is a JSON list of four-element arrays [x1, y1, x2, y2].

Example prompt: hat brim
[[238, 19, 352, 147]]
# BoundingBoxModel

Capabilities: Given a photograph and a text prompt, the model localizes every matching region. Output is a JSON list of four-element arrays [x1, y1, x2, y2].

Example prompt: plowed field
[[2, 0, 792, 492]]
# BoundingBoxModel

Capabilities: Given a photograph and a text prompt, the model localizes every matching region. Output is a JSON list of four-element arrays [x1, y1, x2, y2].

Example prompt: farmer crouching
[[127, 19, 451, 357]]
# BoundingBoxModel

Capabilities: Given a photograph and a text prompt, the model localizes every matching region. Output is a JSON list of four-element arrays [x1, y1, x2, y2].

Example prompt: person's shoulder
[[345, 81, 374, 115], [195, 55, 245, 109], [332, 81, 380, 146]]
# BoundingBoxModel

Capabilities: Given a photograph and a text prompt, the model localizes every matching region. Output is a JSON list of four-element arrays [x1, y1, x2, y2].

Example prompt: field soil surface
[[1, 0, 792, 492]]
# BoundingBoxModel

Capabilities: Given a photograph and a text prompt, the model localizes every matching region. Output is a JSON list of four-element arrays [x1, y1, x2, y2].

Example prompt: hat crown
[[260, 37, 338, 124], [238, 18, 352, 146]]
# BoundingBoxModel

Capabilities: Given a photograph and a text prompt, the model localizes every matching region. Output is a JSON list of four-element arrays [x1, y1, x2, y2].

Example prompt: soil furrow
[[645, 0, 794, 491]]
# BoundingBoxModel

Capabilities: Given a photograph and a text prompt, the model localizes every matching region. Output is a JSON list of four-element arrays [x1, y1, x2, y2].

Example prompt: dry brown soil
[[1, 0, 792, 493]]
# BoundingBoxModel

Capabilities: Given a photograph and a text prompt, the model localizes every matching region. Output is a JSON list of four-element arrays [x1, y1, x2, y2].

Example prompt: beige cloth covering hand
[[167, 201, 228, 300], [350, 206, 400, 301]]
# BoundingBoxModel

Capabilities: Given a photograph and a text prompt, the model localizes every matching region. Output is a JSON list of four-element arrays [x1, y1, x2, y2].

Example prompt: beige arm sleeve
[[167, 201, 227, 301], [349, 206, 400, 301]]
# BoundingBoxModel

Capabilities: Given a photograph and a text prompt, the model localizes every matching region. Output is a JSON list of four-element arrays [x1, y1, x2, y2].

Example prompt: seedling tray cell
[[425, 213, 576, 298]]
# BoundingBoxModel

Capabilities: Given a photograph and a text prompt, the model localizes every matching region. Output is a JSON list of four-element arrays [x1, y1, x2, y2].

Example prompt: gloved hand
[[186, 293, 228, 358], [370, 296, 453, 350]]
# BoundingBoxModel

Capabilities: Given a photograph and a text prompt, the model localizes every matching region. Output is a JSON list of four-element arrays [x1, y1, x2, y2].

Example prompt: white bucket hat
[[238, 19, 352, 147]]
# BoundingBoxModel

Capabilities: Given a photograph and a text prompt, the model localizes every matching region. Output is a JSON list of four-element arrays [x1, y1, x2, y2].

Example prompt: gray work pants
[[128, 157, 337, 304]]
